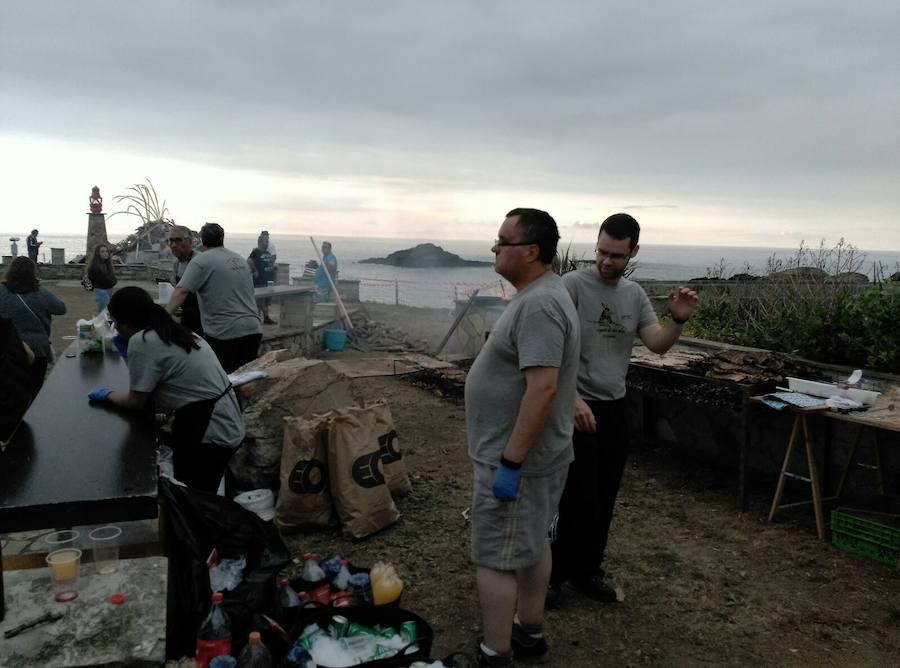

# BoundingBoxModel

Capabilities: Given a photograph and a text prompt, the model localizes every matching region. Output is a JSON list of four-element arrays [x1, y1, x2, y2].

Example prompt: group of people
[[89, 222, 274, 491], [8, 213, 694, 666], [465, 209, 699, 667]]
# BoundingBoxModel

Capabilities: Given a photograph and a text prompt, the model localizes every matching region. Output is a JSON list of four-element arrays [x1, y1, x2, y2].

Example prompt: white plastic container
[[233, 489, 275, 522], [786, 377, 881, 407], [158, 281, 174, 303]]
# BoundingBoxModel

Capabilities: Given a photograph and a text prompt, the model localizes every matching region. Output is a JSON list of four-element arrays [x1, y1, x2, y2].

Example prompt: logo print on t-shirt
[[592, 302, 626, 337]]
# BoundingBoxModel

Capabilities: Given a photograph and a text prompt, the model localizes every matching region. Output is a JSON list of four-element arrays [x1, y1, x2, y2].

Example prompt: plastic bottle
[[278, 577, 301, 628], [332, 559, 351, 591], [237, 631, 272, 668], [370, 562, 404, 605], [300, 553, 326, 583], [196, 592, 232, 668], [283, 646, 316, 668]]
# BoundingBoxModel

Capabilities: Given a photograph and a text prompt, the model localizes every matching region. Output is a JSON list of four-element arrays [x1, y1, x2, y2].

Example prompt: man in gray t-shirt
[[465, 208, 579, 666], [549, 213, 698, 606], [167, 223, 262, 373]]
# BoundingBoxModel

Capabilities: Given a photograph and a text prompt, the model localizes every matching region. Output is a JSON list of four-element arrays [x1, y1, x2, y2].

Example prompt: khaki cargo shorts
[[470, 461, 568, 571]]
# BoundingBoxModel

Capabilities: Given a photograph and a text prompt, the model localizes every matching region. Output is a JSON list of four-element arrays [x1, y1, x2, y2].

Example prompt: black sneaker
[[476, 642, 514, 668], [570, 573, 621, 602], [510, 622, 549, 663]]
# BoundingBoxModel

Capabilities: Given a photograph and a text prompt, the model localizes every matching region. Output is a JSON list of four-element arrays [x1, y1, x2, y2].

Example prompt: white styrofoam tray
[[786, 377, 881, 406]]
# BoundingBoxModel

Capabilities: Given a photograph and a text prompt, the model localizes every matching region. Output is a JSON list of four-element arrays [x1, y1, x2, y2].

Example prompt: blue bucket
[[323, 328, 347, 351]]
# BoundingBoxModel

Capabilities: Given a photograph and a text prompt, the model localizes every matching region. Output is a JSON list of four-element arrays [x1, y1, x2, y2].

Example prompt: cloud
[[1, 1, 899, 247]]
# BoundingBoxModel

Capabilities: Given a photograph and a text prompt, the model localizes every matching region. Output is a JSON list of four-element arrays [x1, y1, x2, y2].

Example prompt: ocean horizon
[[5, 232, 899, 309]]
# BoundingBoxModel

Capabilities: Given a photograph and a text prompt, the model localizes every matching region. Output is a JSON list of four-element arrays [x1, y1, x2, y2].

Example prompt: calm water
[[5, 232, 899, 309]]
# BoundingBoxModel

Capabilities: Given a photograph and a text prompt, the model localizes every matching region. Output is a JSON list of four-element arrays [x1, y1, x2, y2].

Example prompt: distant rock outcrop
[[360, 243, 492, 268]]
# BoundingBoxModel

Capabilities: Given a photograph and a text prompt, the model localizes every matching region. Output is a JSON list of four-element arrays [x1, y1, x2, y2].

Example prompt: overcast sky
[[1, 1, 898, 248]]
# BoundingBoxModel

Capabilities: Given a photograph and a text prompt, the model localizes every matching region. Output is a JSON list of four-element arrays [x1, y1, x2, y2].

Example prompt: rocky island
[[360, 243, 492, 268]]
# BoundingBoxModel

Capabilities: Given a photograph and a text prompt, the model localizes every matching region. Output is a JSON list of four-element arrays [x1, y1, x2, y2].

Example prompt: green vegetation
[[685, 240, 900, 373]]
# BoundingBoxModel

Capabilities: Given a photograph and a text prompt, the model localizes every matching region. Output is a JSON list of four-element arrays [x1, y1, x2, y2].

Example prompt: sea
[[5, 232, 899, 310]]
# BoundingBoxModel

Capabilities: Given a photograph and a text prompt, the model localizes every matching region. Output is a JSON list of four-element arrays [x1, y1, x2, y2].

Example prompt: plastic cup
[[88, 525, 122, 575], [46, 548, 82, 602], [44, 529, 80, 550]]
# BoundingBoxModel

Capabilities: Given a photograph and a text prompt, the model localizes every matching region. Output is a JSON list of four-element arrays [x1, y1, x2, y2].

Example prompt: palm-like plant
[[108, 179, 174, 256]]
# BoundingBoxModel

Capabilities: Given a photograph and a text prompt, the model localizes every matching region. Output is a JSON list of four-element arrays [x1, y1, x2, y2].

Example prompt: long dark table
[[0, 343, 159, 534]]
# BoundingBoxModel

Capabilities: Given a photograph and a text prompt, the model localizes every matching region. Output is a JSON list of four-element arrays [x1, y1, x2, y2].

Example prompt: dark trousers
[[205, 333, 262, 374], [551, 397, 630, 584], [173, 442, 237, 493]]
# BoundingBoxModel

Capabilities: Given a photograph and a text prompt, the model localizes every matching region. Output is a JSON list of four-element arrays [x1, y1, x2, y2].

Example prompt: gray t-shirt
[[563, 268, 657, 401], [176, 246, 262, 340], [127, 330, 244, 447], [173, 249, 198, 283], [465, 272, 580, 476]]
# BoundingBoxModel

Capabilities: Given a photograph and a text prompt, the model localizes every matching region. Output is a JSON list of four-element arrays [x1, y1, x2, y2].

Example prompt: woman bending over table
[[88, 286, 243, 492]]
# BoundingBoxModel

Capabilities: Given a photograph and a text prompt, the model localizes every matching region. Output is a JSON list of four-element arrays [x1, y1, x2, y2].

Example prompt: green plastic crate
[[831, 508, 900, 567]]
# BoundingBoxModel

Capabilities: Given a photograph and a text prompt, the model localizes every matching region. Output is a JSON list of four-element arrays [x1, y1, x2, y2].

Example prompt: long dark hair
[[3, 257, 40, 294], [88, 244, 116, 280], [108, 286, 199, 353]]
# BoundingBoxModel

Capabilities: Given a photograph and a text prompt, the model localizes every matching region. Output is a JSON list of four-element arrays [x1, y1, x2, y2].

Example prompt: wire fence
[[354, 276, 511, 309]]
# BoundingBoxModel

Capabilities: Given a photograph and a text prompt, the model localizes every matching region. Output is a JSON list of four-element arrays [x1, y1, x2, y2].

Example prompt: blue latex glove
[[492, 462, 522, 501], [111, 334, 128, 358], [88, 387, 112, 402]]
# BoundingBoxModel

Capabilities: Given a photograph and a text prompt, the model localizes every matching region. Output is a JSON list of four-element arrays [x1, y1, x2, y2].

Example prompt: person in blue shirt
[[314, 241, 338, 302]]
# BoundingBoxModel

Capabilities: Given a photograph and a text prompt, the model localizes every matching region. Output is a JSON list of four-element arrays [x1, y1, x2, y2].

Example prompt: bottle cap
[[212, 591, 224, 602], [110, 593, 124, 605], [278, 577, 289, 586], [340, 559, 348, 565], [303, 552, 318, 560]]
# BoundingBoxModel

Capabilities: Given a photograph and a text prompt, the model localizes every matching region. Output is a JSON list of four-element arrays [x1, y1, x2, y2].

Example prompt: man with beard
[[549, 213, 698, 605]]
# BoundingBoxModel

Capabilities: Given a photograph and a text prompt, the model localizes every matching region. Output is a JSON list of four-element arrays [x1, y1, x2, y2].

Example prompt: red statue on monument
[[89, 186, 103, 214]]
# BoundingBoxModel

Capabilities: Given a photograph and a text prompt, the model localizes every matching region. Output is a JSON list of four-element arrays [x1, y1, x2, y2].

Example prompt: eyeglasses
[[595, 248, 631, 262], [494, 239, 536, 248], [167, 237, 186, 244]]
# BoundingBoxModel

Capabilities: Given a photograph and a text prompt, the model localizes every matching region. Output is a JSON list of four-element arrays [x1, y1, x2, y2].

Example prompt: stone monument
[[86, 185, 109, 261]]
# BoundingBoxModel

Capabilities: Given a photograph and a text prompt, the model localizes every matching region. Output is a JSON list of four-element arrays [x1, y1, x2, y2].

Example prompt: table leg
[[834, 425, 865, 499], [801, 415, 826, 541], [873, 432, 886, 496], [768, 414, 801, 523]]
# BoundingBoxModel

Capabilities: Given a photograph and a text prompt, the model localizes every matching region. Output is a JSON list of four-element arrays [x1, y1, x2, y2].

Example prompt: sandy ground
[[33, 282, 900, 666]]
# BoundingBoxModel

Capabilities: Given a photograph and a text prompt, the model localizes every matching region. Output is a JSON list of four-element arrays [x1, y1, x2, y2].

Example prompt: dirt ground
[[39, 283, 900, 667]]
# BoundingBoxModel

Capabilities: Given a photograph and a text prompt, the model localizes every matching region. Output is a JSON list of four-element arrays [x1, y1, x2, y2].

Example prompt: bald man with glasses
[[167, 226, 203, 336], [548, 213, 698, 606]]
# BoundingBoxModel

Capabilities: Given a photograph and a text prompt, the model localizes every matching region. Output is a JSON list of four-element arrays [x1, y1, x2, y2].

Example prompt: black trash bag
[[160, 478, 291, 661]]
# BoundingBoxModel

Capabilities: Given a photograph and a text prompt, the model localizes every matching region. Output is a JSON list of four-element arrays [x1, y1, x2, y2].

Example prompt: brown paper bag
[[327, 406, 400, 539], [367, 400, 412, 497], [275, 413, 335, 532]]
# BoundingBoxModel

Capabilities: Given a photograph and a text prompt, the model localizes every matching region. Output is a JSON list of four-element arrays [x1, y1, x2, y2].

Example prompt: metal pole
[[395, 279, 399, 305]]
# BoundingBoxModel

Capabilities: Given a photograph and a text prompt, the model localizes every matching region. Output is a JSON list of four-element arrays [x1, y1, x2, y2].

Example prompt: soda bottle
[[278, 578, 301, 628], [332, 559, 351, 591], [196, 591, 232, 668], [237, 631, 272, 668], [370, 562, 403, 605], [300, 553, 326, 583]]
